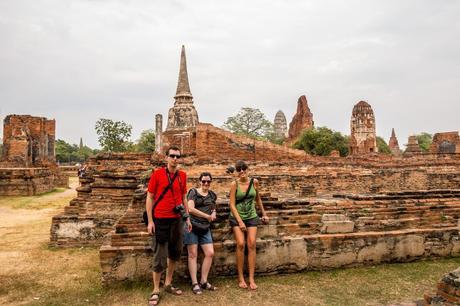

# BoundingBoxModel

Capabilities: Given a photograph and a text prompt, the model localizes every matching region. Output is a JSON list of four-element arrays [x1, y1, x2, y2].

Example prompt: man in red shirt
[[146, 146, 192, 305]]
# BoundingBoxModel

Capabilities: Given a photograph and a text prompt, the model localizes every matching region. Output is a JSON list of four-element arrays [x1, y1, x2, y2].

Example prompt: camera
[[173, 204, 189, 221]]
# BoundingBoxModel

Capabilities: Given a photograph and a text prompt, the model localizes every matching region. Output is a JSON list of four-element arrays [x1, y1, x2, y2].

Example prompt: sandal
[[191, 283, 203, 295], [148, 292, 160, 306], [164, 284, 183, 295], [201, 281, 218, 291]]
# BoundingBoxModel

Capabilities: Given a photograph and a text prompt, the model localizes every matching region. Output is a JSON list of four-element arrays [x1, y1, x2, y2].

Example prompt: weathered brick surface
[[424, 267, 460, 305], [49, 153, 157, 247], [430, 132, 460, 154], [287, 95, 314, 142], [1, 114, 55, 167], [0, 114, 69, 195]]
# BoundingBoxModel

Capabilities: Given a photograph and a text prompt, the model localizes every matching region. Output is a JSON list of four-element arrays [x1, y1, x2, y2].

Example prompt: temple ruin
[[166, 45, 199, 131], [349, 101, 378, 155], [48, 46, 460, 286], [430, 132, 460, 154], [287, 95, 314, 143], [273, 110, 288, 140], [404, 135, 422, 156], [0, 115, 68, 196], [388, 128, 402, 156]]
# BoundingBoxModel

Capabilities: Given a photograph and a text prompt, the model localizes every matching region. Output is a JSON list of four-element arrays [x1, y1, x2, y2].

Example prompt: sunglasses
[[235, 166, 248, 172], [201, 180, 212, 184], [168, 154, 181, 159]]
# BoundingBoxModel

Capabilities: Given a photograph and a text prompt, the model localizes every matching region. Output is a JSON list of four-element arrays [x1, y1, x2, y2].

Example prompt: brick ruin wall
[[430, 132, 460, 154], [163, 123, 307, 163], [1, 114, 55, 167], [0, 115, 69, 195], [50, 153, 156, 247], [424, 267, 460, 305]]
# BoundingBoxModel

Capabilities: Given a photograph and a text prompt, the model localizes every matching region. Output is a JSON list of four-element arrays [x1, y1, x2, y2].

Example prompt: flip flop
[[191, 283, 203, 294], [201, 281, 218, 291], [148, 292, 160, 306], [164, 284, 183, 295]]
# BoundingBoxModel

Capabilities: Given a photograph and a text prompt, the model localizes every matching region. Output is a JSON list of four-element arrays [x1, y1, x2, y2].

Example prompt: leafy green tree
[[136, 129, 155, 153], [376, 136, 391, 154], [415, 132, 432, 152], [95, 118, 132, 152], [223, 107, 274, 140], [293, 127, 349, 157]]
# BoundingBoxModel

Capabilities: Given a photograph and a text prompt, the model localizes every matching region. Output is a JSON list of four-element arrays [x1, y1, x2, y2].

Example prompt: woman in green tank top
[[228, 160, 269, 290]]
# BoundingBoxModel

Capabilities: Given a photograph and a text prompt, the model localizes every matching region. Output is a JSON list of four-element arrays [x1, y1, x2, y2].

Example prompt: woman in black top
[[184, 172, 218, 294]]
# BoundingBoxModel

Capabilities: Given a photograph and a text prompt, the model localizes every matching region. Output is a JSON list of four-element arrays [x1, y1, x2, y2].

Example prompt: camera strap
[[151, 168, 178, 217], [236, 178, 254, 205]]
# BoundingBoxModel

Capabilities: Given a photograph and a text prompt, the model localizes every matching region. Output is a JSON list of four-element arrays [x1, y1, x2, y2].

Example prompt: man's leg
[[152, 271, 162, 293]]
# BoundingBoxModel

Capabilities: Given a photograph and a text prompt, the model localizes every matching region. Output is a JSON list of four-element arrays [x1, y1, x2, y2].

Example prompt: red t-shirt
[[147, 167, 187, 219]]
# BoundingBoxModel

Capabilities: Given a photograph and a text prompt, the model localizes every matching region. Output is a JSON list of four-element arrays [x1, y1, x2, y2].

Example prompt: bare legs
[[200, 244, 215, 284], [232, 226, 258, 290], [187, 243, 215, 285]]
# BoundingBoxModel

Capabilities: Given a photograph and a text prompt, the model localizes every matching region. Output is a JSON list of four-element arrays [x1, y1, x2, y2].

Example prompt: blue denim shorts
[[183, 227, 213, 245]]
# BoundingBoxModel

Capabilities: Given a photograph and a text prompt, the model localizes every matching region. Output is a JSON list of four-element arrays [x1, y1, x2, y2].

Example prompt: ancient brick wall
[[1, 114, 56, 167], [424, 267, 460, 305], [430, 132, 460, 154], [0, 167, 57, 195], [100, 185, 460, 284], [50, 152, 157, 247]]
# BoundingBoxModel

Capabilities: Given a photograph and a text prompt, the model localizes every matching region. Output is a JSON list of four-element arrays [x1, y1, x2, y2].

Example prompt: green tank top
[[230, 179, 258, 221]]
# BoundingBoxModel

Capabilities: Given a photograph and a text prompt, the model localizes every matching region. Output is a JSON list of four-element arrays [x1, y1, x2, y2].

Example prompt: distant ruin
[[430, 132, 460, 154], [349, 101, 377, 154], [0, 115, 68, 196], [388, 128, 402, 156], [273, 110, 288, 139], [287, 95, 314, 143]]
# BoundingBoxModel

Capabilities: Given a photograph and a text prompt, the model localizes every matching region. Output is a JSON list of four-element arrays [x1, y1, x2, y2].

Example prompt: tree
[[95, 118, 133, 152], [293, 127, 349, 157], [136, 129, 156, 153], [376, 136, 391, 154], [223, 107, 274, 140], [55, 139, 98, 163], [415, 132, 432, 152]]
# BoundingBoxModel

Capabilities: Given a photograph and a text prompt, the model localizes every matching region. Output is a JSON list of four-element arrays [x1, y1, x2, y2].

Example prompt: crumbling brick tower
[[1, 115, 55, 167], [349, 101, 378, 155], [162, 45, 199, 155], [287, 95, 314, 143]]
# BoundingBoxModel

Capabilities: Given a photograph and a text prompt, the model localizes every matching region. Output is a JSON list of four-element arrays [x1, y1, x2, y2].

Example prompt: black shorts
[[229, 216, 259, 228], [150, 218, 183, 272]]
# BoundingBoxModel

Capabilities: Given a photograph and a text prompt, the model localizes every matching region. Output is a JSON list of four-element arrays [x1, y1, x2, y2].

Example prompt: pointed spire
[[391, 128, 396, 138], [175, 45, 192, 98]]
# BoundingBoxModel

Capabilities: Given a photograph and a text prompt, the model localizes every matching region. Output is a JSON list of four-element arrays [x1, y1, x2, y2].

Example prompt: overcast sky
[[1, 0, 459, 149]]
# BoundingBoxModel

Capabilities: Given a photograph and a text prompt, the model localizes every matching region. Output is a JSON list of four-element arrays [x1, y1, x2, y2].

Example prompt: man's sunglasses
[[201, 180, 212, 184], [235, 166, 248, 172], [168, 154, 181, 159]]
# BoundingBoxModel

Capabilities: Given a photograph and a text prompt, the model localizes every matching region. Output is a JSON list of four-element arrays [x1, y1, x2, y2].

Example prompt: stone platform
[[0, 167, 68, 196], [100, 188, 460, 284]]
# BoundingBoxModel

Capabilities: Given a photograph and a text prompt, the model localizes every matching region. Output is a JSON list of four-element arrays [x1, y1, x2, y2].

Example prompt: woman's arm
[[188, 198, 212, 221], [229, 181, 246, 230], [254, 179, 269, 223]]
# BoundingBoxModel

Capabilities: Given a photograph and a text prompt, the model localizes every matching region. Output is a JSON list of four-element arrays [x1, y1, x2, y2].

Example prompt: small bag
[[191, 219, 210, 236]]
